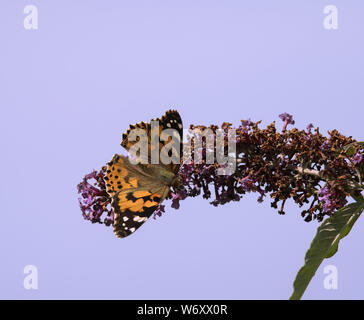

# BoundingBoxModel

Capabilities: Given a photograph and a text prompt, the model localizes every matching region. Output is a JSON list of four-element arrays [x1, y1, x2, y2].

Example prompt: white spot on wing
[[133, 216, 147, 222]]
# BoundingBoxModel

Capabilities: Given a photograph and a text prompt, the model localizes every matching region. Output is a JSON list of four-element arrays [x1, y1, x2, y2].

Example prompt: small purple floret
[[239, 175, 254, 192], [279, 112, 295, 124], [171, 190, 188, 209], [279, 112, 295, 131], [153, 205, 165, 219], [318, 186, 334, 213], [320, 141, 331, 151], [306, 123, 314, 132], [352, 149, 363, 164]]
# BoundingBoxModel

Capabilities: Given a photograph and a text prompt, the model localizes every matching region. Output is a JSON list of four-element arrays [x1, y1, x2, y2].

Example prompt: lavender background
[[1, 0, 363, 299]]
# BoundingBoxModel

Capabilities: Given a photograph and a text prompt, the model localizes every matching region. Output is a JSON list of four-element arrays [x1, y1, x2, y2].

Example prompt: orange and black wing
[[112, 189, 166, 238], [121, 109, 183, 174], [104, 154, 169, 238]]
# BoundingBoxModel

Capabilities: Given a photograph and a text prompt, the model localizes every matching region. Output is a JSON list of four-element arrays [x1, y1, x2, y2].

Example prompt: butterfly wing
[[104, 154, 161, 197], [112, 187, 168, 238], [104, 154, 170, 238], [121, 109, 183, 174]]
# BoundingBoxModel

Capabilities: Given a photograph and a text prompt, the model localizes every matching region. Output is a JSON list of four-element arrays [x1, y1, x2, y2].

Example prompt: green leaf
[[290, 200, 364, 300], [343, 141, 364, 157], [351, 191, 364, 203]]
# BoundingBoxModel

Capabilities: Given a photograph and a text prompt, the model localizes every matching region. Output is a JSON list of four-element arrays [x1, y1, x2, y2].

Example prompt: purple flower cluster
[[169, 113, 359, 221], [77, 168, 113, 225], [317, 186, 348, 214]]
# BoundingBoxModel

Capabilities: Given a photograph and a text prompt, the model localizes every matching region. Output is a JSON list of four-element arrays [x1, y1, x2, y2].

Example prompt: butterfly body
[[104, 110, 183, 238]]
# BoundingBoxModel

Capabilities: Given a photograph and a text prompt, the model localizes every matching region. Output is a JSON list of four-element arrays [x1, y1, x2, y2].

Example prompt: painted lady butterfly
[[104, 110, 183, 238]]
